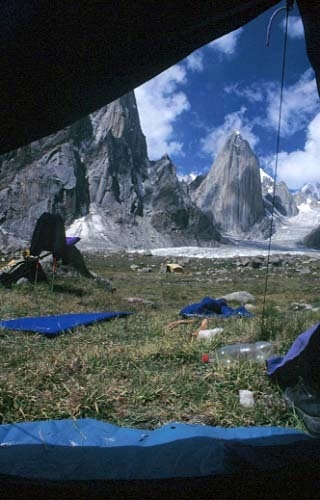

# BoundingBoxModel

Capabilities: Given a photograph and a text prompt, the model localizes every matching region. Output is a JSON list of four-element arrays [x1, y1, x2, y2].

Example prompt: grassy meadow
[[1, 250, 320, 431]]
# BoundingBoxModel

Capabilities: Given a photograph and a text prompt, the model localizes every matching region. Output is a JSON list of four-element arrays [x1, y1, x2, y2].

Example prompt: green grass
[[0, 251, 319, 432]]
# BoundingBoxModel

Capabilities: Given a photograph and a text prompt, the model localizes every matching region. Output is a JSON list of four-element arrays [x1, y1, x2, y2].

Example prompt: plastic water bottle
[[202, 341, 274, 365]]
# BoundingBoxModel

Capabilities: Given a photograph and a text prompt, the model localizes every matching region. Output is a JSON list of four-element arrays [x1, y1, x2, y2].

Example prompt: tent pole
[[51, 257, 57, 291], [34, 258, 39, 286]]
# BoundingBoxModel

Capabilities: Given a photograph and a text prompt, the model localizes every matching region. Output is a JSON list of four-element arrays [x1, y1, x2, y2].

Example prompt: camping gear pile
[[0, 254, 47, 288], [0, 213, 114, 291], [180, 296, 253, 318]]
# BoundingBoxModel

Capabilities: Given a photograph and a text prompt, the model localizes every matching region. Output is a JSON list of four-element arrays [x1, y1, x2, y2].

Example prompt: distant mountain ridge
[[294, 182, 320, 207], [260, 170, 298, 218], [0, 92, 312, 253]]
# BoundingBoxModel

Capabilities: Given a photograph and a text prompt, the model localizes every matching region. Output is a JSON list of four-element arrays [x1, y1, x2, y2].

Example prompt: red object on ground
[[202, 354, 210, 363]]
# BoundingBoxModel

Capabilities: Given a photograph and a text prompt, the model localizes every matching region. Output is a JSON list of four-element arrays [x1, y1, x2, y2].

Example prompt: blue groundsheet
[[0, 311, 132, 336], [0, 418, 317, 481], [180, 296, 253, 318]]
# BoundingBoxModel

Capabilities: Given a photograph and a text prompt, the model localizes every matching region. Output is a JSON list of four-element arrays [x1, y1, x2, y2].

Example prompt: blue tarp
[[180, 296, 253, 318], [0, 311, 132, 336], [0, 418, 315, 481]]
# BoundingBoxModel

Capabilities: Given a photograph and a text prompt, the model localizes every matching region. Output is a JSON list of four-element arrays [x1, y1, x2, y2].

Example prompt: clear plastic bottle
[[202, 341, 274, 366]]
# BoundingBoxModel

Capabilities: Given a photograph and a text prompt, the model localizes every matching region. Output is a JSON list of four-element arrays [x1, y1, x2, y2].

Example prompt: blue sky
[[135, 5, 320, 190]]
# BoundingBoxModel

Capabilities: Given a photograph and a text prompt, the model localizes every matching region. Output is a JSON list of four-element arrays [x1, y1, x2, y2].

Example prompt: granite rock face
[[83, 92, 148, 221], [261, 174, 298, 217], [144, 155, 221, 244], [0, 94, 303, 253], [302, 225, 320, 249], [0, 92, 221, 251], [193, 131, 267, 235], [0, 127, 90, 240]]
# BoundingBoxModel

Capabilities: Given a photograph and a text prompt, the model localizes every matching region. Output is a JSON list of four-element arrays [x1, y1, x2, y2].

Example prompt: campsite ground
[[1, 250, 320, 431]]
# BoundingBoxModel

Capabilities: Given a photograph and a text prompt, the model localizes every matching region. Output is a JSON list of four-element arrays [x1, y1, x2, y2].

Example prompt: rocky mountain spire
[[261, 173, 298, 218], [143, 155, 221, 244], [193, 130, 266, 234], [82, 92, 149, 220], [0, 91, 222, 251]]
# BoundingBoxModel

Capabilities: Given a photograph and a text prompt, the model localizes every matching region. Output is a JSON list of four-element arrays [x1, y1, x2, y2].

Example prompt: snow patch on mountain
[[260, 168, 274, 193], [301, 183, 320, 199]]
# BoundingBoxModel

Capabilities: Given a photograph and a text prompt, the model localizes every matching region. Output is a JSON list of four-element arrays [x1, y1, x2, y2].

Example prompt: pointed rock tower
[[0, 91, 222, 250], [144, 154, 221, 244], [194, 130, 265, 234], [83, 91, 149, 220]]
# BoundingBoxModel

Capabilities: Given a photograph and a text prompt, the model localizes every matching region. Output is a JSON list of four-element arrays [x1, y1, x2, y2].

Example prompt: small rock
[[219, 291, 256, 305], [269, 255, 283, 267], [291, 302, 313, 311], [251, 256, 265, 268], [16, 277, 29, 285], [239, 390, 255, 408], [237, 257, 250, 267], [245, 303, 257, 312], [299, 268, 311, 274], [138, 267, 153, 273], [126, 297, 154, 305]]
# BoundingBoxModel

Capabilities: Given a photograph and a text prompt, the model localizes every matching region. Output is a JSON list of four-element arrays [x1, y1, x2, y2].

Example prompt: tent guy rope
[[261, 0, 294, 333]]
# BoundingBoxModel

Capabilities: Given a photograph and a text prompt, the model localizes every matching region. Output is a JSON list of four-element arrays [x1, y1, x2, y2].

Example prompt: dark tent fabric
[[1, 419, 320, 499], [266, 322, 320, 389], [1, 1, 319, 154], [30, 212, 68, 262], [180, 296, 253, 318], [0, 311, 131, 336], [266, 323, 320, 435]]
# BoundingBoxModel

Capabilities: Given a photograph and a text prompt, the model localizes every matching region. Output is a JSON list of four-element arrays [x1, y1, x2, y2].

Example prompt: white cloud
[[281, 15, 304, 39], [185, 51, 204, 72], [225, 70, 319, 136], [225, 82, 264, 103], [135, 65, 190, 159], [201, 107, 260, 159], [265, 113, 320, 189], [265, 69, 319, 136], [208, 28, 243, 55]]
